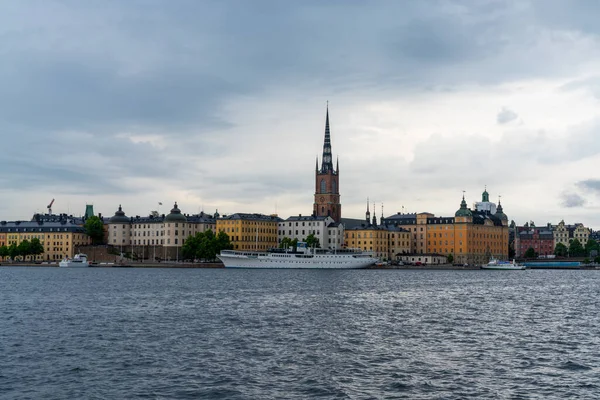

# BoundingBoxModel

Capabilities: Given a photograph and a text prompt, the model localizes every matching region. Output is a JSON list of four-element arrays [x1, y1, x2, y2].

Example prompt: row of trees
[[279, 234, 321, 250], [0, 238, 45, 261], [181, 230, 233, 261]]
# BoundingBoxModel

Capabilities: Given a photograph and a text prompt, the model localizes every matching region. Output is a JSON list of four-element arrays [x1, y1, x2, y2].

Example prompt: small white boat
[[59, 253, 89, 268], [481, 258, 525, 270]]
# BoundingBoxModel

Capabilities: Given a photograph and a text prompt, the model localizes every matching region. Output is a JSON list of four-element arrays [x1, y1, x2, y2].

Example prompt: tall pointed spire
[[366, 197, 371, 223], [321, 103, 333, 173]]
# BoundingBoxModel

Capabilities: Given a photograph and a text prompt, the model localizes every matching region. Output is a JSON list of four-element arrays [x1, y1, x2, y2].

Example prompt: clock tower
[[313, 106, 341, 222]]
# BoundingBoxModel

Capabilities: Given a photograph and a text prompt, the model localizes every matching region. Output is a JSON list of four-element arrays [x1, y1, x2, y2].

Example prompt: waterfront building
[[553, 220, 590, 249], [278, 215, 344, 250], [382, 192, 509, 265], [344, 201, 411, 261], [107, 202, 216, 261], [515, 228, 554, 258], [0, 215, 90, 261], [216, 213, 282, 251], [313, 106, 341, 222]]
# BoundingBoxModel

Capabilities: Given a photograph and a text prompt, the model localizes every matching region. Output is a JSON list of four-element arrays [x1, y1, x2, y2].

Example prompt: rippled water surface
[[2, 267, 600, 399]]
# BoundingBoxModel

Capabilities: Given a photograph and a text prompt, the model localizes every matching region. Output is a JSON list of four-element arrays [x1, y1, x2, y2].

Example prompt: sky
[[1, 0, 600, 228]]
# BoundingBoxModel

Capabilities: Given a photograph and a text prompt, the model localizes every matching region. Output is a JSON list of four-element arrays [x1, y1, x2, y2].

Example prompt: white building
[[278, 215, 344, 250]]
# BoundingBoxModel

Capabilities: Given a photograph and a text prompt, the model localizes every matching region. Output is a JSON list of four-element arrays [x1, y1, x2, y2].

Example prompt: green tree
[[447, 253, 454, 264], [215, 231, 233, 254], [585, 239, 599, 256], [84, 216, 105, 245], [524, 247, 537, 259], [554, 243, 568, 257], [305, 233, 321, 249], [182, 234, 201, 261], [29, 238, 45, 259], [8, 243, 19, 261], [569, 238, 585, 257], [279, 237, 292, 249], [595, 255, 600, 264], [0, 245, 8, 260], [17, 240, 31, 261]]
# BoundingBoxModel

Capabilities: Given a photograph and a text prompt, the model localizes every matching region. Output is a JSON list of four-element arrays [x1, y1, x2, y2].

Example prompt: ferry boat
[[59, 253, 89, 268], [217, 243, 377, 269], [481, 258, 525, 270]]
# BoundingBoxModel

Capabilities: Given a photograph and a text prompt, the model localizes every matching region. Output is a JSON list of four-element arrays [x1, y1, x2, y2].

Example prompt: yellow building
[[343, 209, 411, 261], [383, 194, 509, 265], [0, 216, 90, 262], [216, 213, 282, 251]]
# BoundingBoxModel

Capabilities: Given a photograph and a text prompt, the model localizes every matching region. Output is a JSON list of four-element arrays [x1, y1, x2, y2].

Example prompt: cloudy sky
[[1, 0, 600, 228]]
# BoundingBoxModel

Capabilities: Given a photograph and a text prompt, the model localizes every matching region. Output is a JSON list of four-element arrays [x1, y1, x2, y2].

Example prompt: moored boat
[[59, 253, 89, 268], [481, 258, 525, 270], [217, 242, 377, 269]]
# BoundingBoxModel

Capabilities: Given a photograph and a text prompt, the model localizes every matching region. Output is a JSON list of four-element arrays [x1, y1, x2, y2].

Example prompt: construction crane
[[47, 198, 55, 215]]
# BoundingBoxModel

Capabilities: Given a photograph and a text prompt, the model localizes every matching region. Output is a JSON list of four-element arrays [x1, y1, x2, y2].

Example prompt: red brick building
[[516, 228, 554, 258]]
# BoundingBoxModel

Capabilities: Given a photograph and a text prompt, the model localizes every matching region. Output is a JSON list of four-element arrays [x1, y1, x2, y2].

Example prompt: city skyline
[[1, 1, 600, 227]]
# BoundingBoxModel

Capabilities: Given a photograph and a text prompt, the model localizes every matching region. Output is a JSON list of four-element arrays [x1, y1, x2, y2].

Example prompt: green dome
[[455, 196, 472, 217], [109, 205, 130, 223], [164, 202, 187, 222], [495, 202, 508, 221]]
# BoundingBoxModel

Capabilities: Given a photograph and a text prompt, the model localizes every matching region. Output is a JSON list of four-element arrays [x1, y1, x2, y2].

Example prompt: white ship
[[481, 258, 525, 270], [59, 253, 89, 268], [217, 243, 377, 269]]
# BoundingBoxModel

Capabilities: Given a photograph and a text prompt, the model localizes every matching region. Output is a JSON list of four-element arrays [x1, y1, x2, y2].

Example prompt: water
[[1, 267, 599, 399]]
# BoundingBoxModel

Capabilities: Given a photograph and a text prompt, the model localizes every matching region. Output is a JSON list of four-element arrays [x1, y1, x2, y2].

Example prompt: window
[[320, 179, 326, 193]]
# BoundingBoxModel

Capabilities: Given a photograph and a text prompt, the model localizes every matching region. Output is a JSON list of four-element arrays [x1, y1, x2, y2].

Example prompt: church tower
[[313, 105, 341, 222]]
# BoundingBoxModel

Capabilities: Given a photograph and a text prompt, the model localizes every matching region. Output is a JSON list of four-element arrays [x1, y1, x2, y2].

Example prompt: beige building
[[553, 220, 590, 249], [106, 203, 216, 261]]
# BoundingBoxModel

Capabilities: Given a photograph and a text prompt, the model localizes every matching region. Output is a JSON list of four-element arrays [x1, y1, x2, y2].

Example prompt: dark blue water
[[2, 267, 599, 399]]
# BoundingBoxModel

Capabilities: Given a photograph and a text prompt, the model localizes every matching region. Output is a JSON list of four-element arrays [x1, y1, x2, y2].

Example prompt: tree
[[554, 243, 568, 257], [569, 238, 585, 257], [181, 234, 200, 261], [279, 237, 292, 249], [524, 247, 537, 259], [508, 243, 516, 259], [183, 230, 233, 262], [585, 239, 599, 256], [447, 253, 454, 264], [0, 245, 8, 260], [84, 216, 105, 245], [305, 233, 321, 249], [17, 240, 31, 261], [30, 238, 45, 259], [8, 243, 19, 261]]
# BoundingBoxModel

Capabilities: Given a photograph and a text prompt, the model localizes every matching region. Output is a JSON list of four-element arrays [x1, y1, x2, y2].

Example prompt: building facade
[[107, 203, 217, 261], [313, 107, 341, 222], [553, 220, 591, 249], [216, 213, 282, 251], [278, 215, 344, 250], [382, 193, 509, 265], [0, 214, 90, 261]]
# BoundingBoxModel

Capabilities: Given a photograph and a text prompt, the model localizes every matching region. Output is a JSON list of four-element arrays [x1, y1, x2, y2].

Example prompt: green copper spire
[[482, 185, 489, 202], [455, 193, 472, 217]]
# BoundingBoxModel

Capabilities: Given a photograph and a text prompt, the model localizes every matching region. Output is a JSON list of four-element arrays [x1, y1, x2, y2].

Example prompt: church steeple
[[366, 198, 371, 223], [320, 104, 333, 173]]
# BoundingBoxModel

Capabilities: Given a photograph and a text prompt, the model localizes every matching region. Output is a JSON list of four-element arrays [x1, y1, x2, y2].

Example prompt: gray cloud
[[577, 179, 600, 193], [497, 107, 518, 124], [1, 0, 600, 223], [560, 192, 586, 208]]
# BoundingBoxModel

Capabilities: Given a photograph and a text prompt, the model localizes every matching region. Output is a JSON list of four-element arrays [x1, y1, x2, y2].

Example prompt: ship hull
[[217, 252, 376, 269]]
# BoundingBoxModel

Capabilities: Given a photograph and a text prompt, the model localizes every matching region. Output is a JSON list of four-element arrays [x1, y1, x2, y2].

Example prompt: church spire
[[321, 103, 333, 173], [366, 197, 370, 223]]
